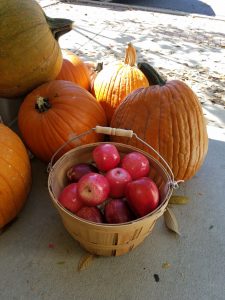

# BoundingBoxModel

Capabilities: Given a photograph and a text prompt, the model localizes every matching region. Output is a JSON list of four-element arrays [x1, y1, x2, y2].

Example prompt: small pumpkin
[[93, 43, 149, 123], [0, 123, 31, 229], [18, 80, 107, 163], [0, 0, 73, 98], [56, 50, 91, 91], [110, 63, 208, 180]]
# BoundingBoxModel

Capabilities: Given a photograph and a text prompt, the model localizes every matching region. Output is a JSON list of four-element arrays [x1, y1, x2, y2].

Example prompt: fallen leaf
[[162, 262, 171, 269], [77, 253, 96, 271], [164, 207, 180, 235], [169, 195, 189, 205]]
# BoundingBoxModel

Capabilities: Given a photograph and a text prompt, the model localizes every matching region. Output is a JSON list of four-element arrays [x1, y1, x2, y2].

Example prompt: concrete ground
[[0, 1, 225, 300]]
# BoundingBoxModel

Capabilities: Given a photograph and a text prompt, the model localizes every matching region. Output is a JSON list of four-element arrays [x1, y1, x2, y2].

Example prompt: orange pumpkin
[[110, 63, 208, 181], [93, 43, 149, 123], [18, 80, 107, 163], [56, 50, 91, 90], [0, 123, 31, 229]]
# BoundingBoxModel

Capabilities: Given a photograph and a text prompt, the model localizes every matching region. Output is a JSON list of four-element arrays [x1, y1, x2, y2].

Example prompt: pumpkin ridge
[[168, 82, 188, 178], [0, 140, 30, 174], [22, 114, 51, 161], [44, 109, 69, 147], [169, 85, 182, 178], [182, 83, 207, 179], [49, 105, 100, 147], [43, 108, 74, 151], [195, 95, 207, 175], [102, 65, 122, 120], [116, 66, 126, 110], [39, 113, 61, 160], [153, 87, 161, 162], [51, 96, 103, 128], [0, 169, 20, 215], [173, 82, 195, 179], [0, 184, 11, 226], [167, 85, 178, 176], [1, 40, 61, 94], [0, 151, 30, 183], [6, 21, 47, 40]]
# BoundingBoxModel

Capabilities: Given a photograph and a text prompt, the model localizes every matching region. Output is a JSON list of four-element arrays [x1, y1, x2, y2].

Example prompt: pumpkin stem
[[124, 43, 137, 67], [137, 62, 167, 86], [35, 96, 51, 113], [45, 15, 74, 41], [95, 62, 103, 73]]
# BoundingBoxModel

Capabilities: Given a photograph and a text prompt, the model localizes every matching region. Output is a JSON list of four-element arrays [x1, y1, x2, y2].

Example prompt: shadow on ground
[[60, 0, 216, 16]]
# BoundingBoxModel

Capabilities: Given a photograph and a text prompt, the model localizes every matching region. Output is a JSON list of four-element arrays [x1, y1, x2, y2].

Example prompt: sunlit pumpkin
[[110, 63, 208, 180], [0, 0, 73, 98], [93, 43, 149, 123]]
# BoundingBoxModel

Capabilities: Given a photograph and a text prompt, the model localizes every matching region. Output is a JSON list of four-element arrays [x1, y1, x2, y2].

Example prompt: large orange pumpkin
[[110, 63, 208, 181], [18, 80, 107, 163], [93, 43, 149, 123], [0, 123, 31, 229], [56, 50, 91, 91]]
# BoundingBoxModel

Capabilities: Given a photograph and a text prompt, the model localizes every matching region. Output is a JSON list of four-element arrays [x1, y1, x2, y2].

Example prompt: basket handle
[[47, 126, 183, 189], [95, 126, 133, 138]]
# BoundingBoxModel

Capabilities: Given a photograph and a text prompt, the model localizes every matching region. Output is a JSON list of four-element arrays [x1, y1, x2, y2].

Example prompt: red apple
[[77, 172, 110, 206], [125, 177, 159, 217], [58, 183, 84, 213], [104, 199, 134, 224], [105, 167, 132, 198], [92, 143, 120, 172], [66, 163, 98, 182], [76, 206, 103, 223], [121, 151, 150, 180]]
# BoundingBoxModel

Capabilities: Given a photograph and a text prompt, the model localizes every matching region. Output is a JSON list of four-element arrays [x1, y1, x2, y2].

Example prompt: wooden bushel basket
[[48, 126, 179, 256]]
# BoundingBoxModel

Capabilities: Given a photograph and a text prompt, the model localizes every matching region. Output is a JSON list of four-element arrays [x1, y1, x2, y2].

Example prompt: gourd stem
[[138, 62, 167, 86], [124, 43, 137, 67], [35, 96, 51, 113], [45, 15, 74, 41]]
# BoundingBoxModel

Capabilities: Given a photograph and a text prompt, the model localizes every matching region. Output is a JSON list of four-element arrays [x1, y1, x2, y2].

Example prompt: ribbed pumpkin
[[0, 123, 31, 229], [110, 63, 208, 181], [0, 0, 73, 98], [18, 80, 107, 163], [93, 43, 149, 123], [56, 49, 91, 91]]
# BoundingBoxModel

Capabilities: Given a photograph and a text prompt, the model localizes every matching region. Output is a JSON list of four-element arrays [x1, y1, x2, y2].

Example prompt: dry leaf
[[162, 262, 171, 269], [164, 207, 180, 235], [169, 195, 189, 205], [77, 253, 96, 271]]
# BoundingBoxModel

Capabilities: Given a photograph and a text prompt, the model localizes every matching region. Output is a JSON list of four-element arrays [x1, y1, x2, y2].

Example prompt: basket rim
[[48, 141, 174, 228]]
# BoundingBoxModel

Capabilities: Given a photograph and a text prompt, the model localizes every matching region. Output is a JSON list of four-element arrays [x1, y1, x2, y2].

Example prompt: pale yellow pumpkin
[[0, 0, 73, 98]]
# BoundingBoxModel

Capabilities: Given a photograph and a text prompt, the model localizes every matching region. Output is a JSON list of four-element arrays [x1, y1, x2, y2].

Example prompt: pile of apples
[[58, 144, 160, 224]]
